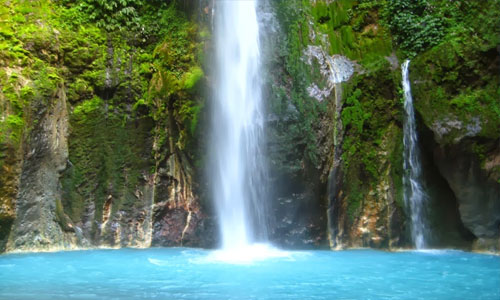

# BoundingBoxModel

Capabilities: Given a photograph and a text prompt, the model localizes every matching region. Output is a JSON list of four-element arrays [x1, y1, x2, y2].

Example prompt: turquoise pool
[[0, 248, 499, 299]]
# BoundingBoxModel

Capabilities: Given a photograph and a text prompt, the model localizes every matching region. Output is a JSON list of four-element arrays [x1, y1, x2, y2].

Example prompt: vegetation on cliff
[[0, 0, 206, 251], [268, 0, 499, 249]]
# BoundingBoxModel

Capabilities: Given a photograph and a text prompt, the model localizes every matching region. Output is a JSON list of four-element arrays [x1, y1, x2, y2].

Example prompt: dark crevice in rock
[[0, 218, 14, 252], [418, 114, 478, 249]]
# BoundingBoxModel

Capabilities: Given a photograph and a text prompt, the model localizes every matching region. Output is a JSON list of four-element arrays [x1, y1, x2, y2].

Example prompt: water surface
[[0, 248, 499, 299]]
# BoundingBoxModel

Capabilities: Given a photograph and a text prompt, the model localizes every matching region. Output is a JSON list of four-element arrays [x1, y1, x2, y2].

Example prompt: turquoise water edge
[[1, 248, 499, 300]]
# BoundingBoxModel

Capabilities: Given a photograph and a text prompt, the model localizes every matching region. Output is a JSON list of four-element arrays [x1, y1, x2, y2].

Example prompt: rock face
[[410, 5, 500, 251], [7, 88, 73, 251], [264, 0, 408, 249], [0, 115, 21, 252], [0, 0, 212, 253], [151, 152, 214, 248], [262, 2, 328, 248], [266, 0, 496, 251], [433, 143, 500, 242]]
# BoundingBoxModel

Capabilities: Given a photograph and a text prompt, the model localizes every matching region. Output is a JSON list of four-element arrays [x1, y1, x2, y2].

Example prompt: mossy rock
[[411, 35, 500, 145]]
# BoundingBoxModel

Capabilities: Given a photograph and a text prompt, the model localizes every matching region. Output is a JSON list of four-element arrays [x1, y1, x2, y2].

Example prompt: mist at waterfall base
[[209, 0, 274, 260], [1, 248, 499, 300], [402, 60, 430, 249]]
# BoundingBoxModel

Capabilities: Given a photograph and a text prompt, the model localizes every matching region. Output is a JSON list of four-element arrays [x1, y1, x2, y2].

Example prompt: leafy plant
[[383, 0, 446, 57], [341, 89, 371, 133]]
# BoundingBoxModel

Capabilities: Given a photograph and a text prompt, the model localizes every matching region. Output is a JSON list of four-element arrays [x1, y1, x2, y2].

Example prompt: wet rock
[[151, 201, 212, 248], [302, 45, 354, 102], [431, 116, 482, 144], [433, 142, 500, 242], [7, 88, 75, 252], [269, 193, 326, 249]]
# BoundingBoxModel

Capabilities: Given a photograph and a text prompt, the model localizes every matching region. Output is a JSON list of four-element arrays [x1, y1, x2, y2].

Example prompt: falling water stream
[[211, 0, 270, 258], [402, 60, 429, 249]]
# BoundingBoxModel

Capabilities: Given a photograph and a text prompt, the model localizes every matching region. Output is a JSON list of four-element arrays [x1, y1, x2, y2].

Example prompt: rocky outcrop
[[433, 141, 500, 250], [7, 88, 76, 251], [410, 9, 500, 251], [303, 1, 408, 249], [0, 144, 19, 252], [265, 0, 407, 249], [268, 0, 494, 251], [263, 1, 328, 248], [0, 108, 22, 252], [332, 124, 407, 249], [151, 144, 214, 248]]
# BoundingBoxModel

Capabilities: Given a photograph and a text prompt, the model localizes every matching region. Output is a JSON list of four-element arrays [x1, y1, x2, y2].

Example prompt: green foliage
[[59, 0, 186, 46], [0, 71, 27, 146], [309, 0, 393, 67], [410, 0, 500, 143], [73, 96, 103, 119], [269, 0, 324, 168], [340, 63, 402, 221], [383, 0, 445, 57], [5, 114, 24, 127], [61, 0, 143, 31], [341, 89, 371, 133], [5, 115, 24, 143], [183, 66, 204, 90]]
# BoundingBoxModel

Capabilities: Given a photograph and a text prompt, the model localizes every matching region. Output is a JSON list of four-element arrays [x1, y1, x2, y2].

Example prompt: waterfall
[[402, 60, 429, 249], [211, 0, 268, 251]]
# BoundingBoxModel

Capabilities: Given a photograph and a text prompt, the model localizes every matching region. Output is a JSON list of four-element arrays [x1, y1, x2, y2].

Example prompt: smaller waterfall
[[402, 60, 429, 249]]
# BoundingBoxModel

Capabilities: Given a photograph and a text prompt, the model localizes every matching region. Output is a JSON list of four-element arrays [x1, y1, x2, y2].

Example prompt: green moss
[[143, 6, 206, 156], [1, 0, 206, 238], [73, 96, 103, 118], [340, 59, 402, 221], [268, 0, 327, 169], [183, 66, 203, 90], [308, 0, 393, 67], [342, 89, 371, 133], [389, 128, 405, 209], [412, 19, 500, 144], [63, 98, 154, 224], [345, 176, 365, 221]]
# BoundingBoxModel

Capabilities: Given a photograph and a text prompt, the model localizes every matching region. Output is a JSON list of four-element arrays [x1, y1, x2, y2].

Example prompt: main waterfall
[[211, 0, 269, 252], [402, 60, 429, 249]]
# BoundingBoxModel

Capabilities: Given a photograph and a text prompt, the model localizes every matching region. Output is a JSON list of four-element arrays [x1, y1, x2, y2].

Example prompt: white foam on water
[[192, 244, 295, 265], [412, 249, 464, 255], [148, 258, 169, 266]]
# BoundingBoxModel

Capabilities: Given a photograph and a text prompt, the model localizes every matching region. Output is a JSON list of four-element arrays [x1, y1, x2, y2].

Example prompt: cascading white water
[[402, 60, 429, 249], [211, 0, 268, 252]]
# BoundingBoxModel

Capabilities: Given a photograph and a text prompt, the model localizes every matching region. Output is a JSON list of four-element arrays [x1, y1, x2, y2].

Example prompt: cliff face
[[410, 0, 500, 251], [266, 0, 406, 249], [0, 0, 498, 253], [266, 0, 499, 251], [0, 0, 212, 252]]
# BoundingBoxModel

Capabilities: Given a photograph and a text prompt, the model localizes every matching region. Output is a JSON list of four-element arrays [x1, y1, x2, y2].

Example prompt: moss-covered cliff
[[0, 0, 211, 252], [266, 0, 498, 251], [409, 0, 500, 251], [266, 0, 406, 249]]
